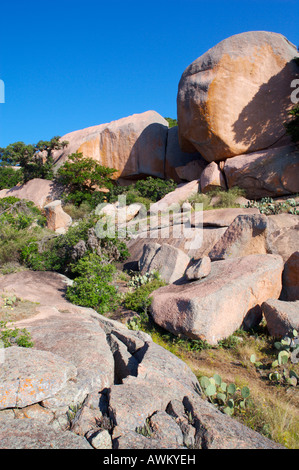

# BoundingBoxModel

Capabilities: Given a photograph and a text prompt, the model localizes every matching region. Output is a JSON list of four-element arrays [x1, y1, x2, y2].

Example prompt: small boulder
[[185, 256, 211, 281], [175, 159, 208, 182], [200, 162, 226, 193], [0, 178, 63, 209], [262, 299, 299, 337], [223, 145, 299, 199], [44, 200, 72, 232], [149, 180, 200, 214], [139, 242, 190, 284]]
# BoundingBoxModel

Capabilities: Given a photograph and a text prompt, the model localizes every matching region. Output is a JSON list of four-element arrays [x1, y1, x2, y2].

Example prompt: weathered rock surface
[[200, 207, 260, 227], [138, 242, 190, 283], [150, 254, 283, 344], [44, 200, 72, 233], [52, 111, 168, 179], [175, 159, 208, 183], [0, 270, 284, 449], [262, 299, 299, 337], [0, 418, 92, 449], [0, 178, 64, 209], [281, 251, 299, 301], [124, 208, 260, 268], [223, 145, 299, 198], [0, 347, 77, 410], [177, 31, 299, 162]]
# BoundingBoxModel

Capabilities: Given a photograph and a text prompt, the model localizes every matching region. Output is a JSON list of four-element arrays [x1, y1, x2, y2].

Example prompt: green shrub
[[0, 166, 24, 189], [56, 152, 117, 208], [285, 104, 299, 143], [134, 177, 177, 202], [0, 321, 33, 348], [66, 253, 120, 315], [123, 278, 166, 314], [164, 117, 178, 128], [108, 177, 177, 207], [0, 198, 49, 265], [188, 187, 246, 210]]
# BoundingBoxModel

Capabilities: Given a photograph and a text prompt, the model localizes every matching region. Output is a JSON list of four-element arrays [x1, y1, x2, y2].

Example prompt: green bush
[[0, 166, 24, 190], [21, 213, 129, 275], [66, 253, 120, 315], [0, 198, 48, 265], [124, 278, 166, 314], [56, 152, 117, 208], [0, 321, 34, 348], [188, 187, 246, 211], [108, 177, 177, 207]]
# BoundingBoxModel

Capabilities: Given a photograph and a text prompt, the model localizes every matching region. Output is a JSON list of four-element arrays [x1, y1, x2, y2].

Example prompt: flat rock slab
[[150, 254, 283, 345], [10, 306, 115, 408], [0, 271, 115, 408], [0, 271, 73, 308], [0, 347, 77, 410], [0, 418, 92, 449]]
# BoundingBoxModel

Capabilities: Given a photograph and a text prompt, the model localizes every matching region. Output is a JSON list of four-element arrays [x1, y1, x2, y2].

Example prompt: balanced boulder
[[177, 31, 299, 162]]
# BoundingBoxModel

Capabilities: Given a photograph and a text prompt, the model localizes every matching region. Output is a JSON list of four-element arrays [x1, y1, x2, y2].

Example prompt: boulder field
[[0, 271, 284, 449]]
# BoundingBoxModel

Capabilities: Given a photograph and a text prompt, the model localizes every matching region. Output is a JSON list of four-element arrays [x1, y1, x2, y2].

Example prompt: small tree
[[0, 166, 24, 189], [0, 136, 68, 182], [56, 152, 117, 207]]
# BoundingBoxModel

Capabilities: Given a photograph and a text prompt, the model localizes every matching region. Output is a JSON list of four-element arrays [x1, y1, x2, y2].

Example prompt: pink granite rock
[[149, 180, 200, 214], [0, 178, 63, 209], [262, 299, 299, 337], [281, 251, 299, 301], [223, 145, 299, 198], [200, 162, 227, 193], [0, 347, 77, 410], [53, 111, 168, 179], [44, 200, 72, 232], [177, 31, 299, 162], [208, 214, 268, 260], [150, 254, 283, 344]]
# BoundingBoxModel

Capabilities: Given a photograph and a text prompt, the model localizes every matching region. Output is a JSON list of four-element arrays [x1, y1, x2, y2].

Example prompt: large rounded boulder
[[177, 31, 299, 162]]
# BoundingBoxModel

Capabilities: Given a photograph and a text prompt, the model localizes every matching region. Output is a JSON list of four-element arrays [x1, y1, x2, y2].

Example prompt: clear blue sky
[[0, 0, 298, 147]]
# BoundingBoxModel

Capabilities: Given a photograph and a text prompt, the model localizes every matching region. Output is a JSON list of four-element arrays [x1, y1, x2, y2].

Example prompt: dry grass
[[0, 293, 39, 323], [141, 322, 299, 449]]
